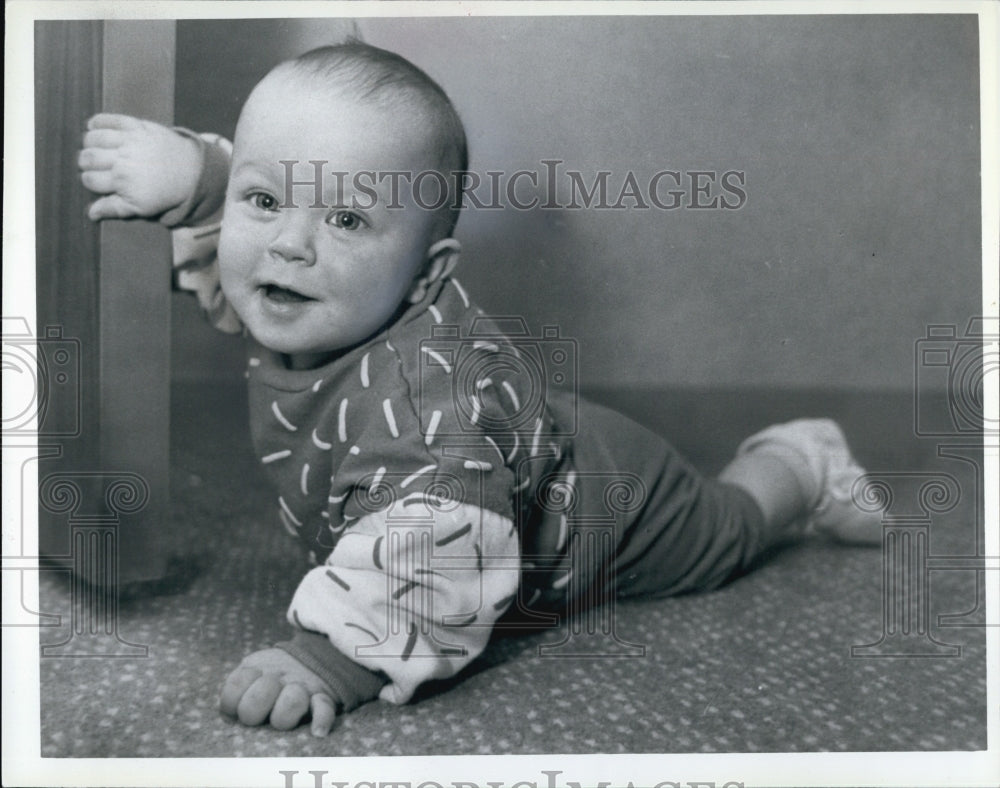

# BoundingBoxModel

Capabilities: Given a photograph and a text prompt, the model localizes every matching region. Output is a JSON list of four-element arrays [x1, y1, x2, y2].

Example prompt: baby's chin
[[235, 293, 404, 369], [242, 321, 347, 370]]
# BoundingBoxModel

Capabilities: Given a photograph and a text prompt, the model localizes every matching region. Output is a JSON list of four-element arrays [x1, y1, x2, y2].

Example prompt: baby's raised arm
[[79, 114, 204, 221], [78, 114, 242, 334], [79, 114, 228, 226]]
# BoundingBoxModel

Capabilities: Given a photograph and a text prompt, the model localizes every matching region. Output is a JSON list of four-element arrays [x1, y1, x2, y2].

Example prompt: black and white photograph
[[3, 2, 998, 787]]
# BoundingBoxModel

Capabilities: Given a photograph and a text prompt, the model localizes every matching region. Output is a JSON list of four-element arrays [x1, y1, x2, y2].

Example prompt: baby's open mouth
[[262, 283, 312, 303]]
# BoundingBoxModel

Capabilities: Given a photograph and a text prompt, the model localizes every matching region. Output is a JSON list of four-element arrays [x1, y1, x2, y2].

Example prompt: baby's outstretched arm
[[221, 633, 387, 736], [79, 114, 205, 222], [79, 114, 240, 332], [220, 648, 339, 737]]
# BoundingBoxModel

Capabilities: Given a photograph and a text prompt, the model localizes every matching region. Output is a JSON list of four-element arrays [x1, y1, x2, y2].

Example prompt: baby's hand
[[78, 114, 202, 222], [220, 648, 339, 737]]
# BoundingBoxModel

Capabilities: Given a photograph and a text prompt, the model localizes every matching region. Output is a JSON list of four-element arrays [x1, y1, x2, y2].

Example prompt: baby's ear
[[406, 238, 461, 304]]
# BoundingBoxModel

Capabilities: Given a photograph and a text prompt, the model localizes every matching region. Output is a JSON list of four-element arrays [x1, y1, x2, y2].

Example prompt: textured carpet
[[37, 383, 987, 756]]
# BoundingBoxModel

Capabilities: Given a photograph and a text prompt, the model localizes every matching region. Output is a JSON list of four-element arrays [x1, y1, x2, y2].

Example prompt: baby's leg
[[559, 400, 879, 603], [719, 418, 882, 545], [559, 398, 774, 599]]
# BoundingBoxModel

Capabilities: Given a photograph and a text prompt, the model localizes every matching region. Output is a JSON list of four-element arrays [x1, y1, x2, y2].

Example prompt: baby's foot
[[736, 418, 883, 545]]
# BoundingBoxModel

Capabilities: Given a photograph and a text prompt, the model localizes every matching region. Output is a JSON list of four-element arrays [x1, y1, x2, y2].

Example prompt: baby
[[78, 41, 881, 737]]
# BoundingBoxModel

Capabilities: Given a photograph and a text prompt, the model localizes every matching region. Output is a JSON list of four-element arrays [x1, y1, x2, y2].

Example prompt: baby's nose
[[267, 212, 316, 266]]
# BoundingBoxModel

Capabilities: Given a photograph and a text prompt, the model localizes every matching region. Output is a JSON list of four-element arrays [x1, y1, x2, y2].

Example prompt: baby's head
[[217, 42, 468, 369]]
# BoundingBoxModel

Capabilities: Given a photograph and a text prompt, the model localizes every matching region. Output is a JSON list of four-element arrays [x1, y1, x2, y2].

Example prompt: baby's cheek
[[217, 230, 252, 299]]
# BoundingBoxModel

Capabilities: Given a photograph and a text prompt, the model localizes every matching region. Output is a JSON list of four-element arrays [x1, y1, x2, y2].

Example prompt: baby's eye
[[327, 210, 365, 231], [250, 192, 279, 212]]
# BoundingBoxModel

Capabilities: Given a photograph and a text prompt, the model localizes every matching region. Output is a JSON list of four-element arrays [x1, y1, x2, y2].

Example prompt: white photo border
[[4, 2, 998, 787]]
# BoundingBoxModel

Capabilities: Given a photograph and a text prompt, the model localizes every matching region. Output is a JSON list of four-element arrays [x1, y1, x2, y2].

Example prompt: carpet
[[37, 382, 987, 757]]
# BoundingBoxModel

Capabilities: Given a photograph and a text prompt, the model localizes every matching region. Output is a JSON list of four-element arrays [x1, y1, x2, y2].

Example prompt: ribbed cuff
[[158, 128, 230, 228], [275, 631, 387, 713]]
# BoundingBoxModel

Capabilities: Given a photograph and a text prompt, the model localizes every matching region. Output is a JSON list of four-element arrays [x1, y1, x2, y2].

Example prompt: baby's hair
[[282, 41, 468, 236]]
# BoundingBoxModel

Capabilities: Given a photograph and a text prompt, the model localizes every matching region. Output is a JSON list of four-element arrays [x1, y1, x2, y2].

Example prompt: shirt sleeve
[[274, 629, 387, 713], [287, 497, 520, 704], [168, 132, 243, 334], [159, 128, 231, 228]]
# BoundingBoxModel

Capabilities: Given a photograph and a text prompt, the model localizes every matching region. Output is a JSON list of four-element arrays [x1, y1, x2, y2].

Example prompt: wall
[[171, 15, 982, 393]]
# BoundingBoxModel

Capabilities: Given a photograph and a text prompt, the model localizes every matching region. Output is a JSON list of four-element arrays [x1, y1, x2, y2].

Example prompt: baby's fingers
[[82, 128, 125, 150], [309, 693, 337, 737], [78, 147, 117, 172], [236, 674, 283, 727], [80, 168, 116, 195], [219, 665, 262, 718], [87, 113, 145, 131], [269, 683, 310, 731]]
